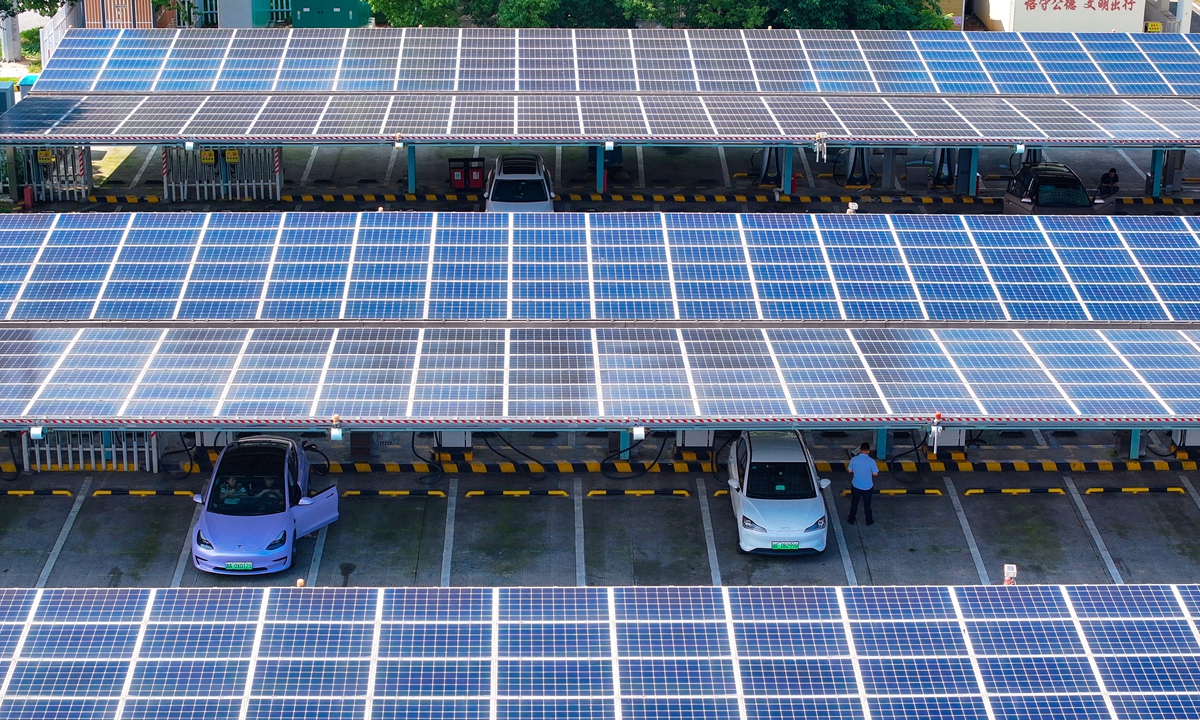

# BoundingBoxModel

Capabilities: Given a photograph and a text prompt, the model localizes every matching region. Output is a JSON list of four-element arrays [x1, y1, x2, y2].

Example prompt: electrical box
[[676, 430, 714, 448], [1172, 430, 1200, 447], [194, 431, 225, 448], [939, 428, 968, 448], [217, 0, 273, 27], [292, 0, 371, 27], [436, 431, 472, 448]]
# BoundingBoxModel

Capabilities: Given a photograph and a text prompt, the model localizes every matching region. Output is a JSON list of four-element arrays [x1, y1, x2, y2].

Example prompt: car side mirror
[[193, 493, 203, 504], [1020, 197, 1033, 203], [819, 479, 831, 489], [550, 192, 556, 199], [298, 497, 314, 506], [1094, 198, 1105, 204], [482, 192, 488, 199]]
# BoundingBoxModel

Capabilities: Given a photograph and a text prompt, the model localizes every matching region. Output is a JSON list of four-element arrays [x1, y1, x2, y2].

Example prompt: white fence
[[39, 1, 84, 66]]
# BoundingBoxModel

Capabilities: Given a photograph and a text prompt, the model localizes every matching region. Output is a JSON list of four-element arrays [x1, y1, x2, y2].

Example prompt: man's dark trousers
[[848, 486, 873, 523]]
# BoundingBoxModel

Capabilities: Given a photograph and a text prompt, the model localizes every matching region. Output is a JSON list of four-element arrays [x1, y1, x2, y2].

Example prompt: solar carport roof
[[4, 28, 1200, 147], [3, 212, 1200, 430], [2, 584, 1200, 720]]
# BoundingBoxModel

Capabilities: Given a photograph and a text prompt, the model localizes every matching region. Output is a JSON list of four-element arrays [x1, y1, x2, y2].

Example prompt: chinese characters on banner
[[1025, 0, 1136, 9]]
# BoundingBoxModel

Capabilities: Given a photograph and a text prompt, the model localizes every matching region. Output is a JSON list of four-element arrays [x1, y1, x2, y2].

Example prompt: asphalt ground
[[4, 456, 1198, 589]]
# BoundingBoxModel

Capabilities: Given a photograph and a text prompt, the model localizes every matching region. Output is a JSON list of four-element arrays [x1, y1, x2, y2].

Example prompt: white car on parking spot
[[727, 431, 830, 554], [484, 154, 555, 213]]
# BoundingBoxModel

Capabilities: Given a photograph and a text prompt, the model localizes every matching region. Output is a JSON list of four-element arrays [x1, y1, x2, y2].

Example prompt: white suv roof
[[746, 433, 806, 462]]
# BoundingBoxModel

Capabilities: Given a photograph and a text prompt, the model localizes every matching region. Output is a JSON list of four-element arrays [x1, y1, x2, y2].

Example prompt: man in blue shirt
[[847, 442, 878, 525]]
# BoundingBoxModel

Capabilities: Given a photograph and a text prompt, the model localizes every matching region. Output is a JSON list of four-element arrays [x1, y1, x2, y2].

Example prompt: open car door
[[293, 485, 339, 537]]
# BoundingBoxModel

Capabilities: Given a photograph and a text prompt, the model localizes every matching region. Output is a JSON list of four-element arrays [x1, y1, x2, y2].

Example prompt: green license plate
[[225, 562, 253, 571], [771, 542, 801, 550]]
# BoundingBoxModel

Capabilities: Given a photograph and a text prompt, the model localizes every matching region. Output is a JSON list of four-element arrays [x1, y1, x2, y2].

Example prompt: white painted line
[[824, 482, 857, 586], [716, 146, 731, 188], [300, 146, 320, 185], [36, 476, 91, 588], [695, 477, 722, 587], [129, 145, 158, 188], [1178, 474, 1200, 515], [384, 145, 399, 186], [636, 146, 645, 189], [1031, 429, 1048, 447], [170, 502, 201, 588], [574, 477, 585, 587], [1116, 149, 1144, 178], [555, 146, 562, 187], [797, 148, 817, 189], [306, 525, 327, 587], [1063, 475, 1123, 584], [944, 477, 990, 585], [440, 477, 457, 587]]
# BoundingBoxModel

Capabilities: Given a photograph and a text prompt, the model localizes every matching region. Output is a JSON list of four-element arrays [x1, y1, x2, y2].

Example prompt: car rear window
[[746, 462, 817, 500], [208, 447, 287, 516], [1037, 180, 1090, 207], [492, 179, 548, 203]]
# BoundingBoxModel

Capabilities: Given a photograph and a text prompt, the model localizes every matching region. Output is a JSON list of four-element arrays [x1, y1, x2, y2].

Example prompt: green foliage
[[547, 0, 632, 26], [370, 0, 459, 26], [19, 27, 37, 54], [770, 0, 952, 30], [496, 0, 559, 25]]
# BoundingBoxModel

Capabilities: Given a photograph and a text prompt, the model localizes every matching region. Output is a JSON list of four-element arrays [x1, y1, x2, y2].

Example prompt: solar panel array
[[32, 28, 1200, 97], [3, 325, 1197, 420], [2, 93, 1197, 145], [1, 584, 1199, 720], [2, 213, 1199, 324]]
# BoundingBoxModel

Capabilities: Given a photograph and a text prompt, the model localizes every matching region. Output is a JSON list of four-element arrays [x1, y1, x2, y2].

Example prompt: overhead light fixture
[[1013, 143, 1025, 154], [631, 426, 645, 441], [604, 140, 614, 151], [184, 140, 195, 152], [330, 414, 343, 441], [29, 426, 43, 440]]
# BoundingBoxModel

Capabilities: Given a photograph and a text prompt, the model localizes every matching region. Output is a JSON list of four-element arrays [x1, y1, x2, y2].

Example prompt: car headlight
[[196, 529, 213, 550], [266, 531, 287, 551], [804, 516, 827, 533], [742, 516, 767, 533]]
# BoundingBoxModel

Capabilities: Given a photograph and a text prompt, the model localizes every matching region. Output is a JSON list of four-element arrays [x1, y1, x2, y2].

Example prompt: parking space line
[[1063, 476, 1123, 584], [307, 526, 327, 587], [36, 477, 91, 588], [823, 484, 857, 586], [944, 477, 990, 585], [440, 477, 457, 587], [717, 146, 731, 188], [573, 478, 585, 587], [171, 503, 201, 587], [695, 478, 722, 587], [1179, 475, 1200, 514]]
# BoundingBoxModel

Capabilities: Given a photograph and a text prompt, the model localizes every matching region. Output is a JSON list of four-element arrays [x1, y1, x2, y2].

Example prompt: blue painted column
[[407, 145, 417, 194], [1150, 149, 1164, 198], [781, 147, 794, 195], [619, 429, 631, 460], [596, 145, 605, 194], [875, 428, 888, 460], [1129, 429, 1141, 460]]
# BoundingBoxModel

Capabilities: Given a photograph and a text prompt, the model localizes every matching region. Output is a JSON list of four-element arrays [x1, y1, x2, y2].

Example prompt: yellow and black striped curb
[[85, 193, 1001, 206], [816, 460, 1198, 473], [342, 489, 447, 497], [7, 462, 153, 472], [965, 488, 1065, 495], [1084, 486, 1185, 494], [1119, 197, 1200, 205], [4, 489, 72, 496], [181, 461, 713, 475], [674, 450, 714, 462], [839, 488, 943, 496], [587, 489, 691, 497], [93, 489, 194, 497], [464, 489, 569, 498]]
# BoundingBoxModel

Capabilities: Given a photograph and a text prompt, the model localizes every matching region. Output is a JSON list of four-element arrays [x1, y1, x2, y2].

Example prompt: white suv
[[727, 431, 830, 555], [484, 154, 555, 212]]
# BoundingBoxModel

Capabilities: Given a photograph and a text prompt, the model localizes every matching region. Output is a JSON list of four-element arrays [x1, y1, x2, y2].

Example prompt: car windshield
[[1036, 179, 1090, 207], [746, 462, 817, 500], [207, 447, 287, 516], [492, 179, 548, 203]]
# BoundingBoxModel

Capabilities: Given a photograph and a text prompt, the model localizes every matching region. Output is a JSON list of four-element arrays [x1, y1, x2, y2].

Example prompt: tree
[[496, 0, 559, 25], [370, 0, 459, 26], [770, 0, 951, 30]]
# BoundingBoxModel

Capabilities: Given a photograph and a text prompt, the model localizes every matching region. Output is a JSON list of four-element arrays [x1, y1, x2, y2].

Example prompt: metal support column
[[406, 145, 416, 194], [1150, 149, 1165, 198], [1129, 429, 1141, 460], [595, 145, 605, 193], [955, 148, 978, 195], [781, 146, 794, 195], [619, 429, 631, 460], [880, 148, 898, 191], [875, 428, 888, 459]]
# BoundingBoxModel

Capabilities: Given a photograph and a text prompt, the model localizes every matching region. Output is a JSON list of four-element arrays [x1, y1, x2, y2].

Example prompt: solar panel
[[3, 586, 1199, 720]]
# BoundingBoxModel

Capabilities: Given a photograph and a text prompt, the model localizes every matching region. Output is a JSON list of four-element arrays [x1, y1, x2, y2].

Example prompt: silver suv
[[484, 154, 555, 213]]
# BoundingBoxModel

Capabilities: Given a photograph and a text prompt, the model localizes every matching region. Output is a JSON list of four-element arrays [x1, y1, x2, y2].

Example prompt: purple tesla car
[[192, 436, 338, 575]]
